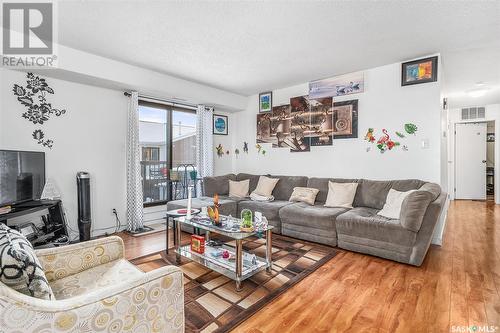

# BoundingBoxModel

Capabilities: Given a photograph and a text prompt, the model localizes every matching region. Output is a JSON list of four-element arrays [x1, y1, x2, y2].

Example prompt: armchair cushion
[[50, 259, 143, 300], [0, 224, 53, 300], [36, 236, 124, 282]]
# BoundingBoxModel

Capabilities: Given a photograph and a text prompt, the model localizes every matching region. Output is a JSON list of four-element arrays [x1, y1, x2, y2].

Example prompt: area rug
[[131, 234, 338, 333]]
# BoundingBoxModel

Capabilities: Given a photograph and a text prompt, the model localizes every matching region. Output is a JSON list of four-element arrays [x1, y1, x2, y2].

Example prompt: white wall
[[232, 61, 443, 184], [1, 69, 128, 238], [448, 103, 500, 204]]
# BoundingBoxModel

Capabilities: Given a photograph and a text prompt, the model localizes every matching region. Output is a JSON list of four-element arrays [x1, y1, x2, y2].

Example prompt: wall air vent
[[461, 106, 486, 120]]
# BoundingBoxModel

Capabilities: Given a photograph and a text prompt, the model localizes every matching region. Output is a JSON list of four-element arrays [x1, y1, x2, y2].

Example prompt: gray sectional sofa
[[166, 173, 446, 266]]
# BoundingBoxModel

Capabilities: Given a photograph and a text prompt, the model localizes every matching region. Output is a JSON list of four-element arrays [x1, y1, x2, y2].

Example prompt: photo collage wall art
[[257, 71, 363, 152]]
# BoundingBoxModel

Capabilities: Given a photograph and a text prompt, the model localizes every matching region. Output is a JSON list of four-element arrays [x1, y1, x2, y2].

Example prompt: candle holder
[[186, 185, 194, 219]]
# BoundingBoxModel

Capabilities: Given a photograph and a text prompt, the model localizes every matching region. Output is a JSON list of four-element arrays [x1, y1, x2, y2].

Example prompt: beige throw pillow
[[289, 187, 320, 205], [378, 188, 416, 219], [324, 182, 358, 208], [229, 179, 250, 198], [253, 176, 280, 197]]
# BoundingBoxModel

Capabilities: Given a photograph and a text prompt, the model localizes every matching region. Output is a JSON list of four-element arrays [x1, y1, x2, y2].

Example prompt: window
[[142, 147, 160, 161], [138, 101, 197, 206], [172, 110, 197, 167]]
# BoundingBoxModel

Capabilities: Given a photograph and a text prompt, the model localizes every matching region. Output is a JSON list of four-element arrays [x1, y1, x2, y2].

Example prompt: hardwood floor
[[119, 200, 500, 332]]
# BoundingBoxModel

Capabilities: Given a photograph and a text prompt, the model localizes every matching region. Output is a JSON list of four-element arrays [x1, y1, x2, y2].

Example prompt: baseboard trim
[[431, 236, 443, 246]]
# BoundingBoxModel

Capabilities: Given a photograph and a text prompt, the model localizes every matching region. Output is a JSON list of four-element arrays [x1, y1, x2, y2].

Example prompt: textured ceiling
[[57, 1, 500, 105]]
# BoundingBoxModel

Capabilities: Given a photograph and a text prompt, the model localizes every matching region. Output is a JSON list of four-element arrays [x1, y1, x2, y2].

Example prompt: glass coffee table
[[173, 216, 273, 291]]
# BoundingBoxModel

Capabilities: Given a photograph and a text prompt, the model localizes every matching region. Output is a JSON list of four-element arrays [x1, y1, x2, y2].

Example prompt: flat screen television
[[0, 150, 46, 207]]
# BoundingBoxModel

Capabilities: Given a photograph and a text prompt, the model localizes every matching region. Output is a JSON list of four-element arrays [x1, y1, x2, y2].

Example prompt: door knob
[[482, 160, 487, 163]]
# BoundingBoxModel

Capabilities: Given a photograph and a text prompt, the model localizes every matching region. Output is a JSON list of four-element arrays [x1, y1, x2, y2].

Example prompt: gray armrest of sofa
[[410, 191, 446, 266], [399, 183, 442, 232]]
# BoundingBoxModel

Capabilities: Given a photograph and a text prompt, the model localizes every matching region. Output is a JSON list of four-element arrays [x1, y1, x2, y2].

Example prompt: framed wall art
[[289, 95, 311, 152], [259, 91, 273, 113], [213, 114, 228, 135], [401, 56, 438, 86], [271, 104, 291, 148], [309, 97, 333, 146], [256, 113, 273, 144], [332, 99, 358, 139], [309, 71, 364, 99]]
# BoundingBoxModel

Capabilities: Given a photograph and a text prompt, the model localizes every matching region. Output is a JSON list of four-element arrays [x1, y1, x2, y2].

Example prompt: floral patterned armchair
[[0, 236, 184, 332]]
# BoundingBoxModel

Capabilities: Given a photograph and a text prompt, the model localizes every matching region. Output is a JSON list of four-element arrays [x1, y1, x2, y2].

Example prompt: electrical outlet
[[112, 208, 117, 215]]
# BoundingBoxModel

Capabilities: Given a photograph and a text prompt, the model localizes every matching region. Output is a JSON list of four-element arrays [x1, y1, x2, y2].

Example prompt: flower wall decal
[[32, 130, 53, 148], [13, 73, 67, 148], [364, 123, 418, 154]]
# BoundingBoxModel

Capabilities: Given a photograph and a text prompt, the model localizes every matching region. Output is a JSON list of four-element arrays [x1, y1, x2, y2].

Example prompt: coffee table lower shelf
[[175, 244, 270, 290]]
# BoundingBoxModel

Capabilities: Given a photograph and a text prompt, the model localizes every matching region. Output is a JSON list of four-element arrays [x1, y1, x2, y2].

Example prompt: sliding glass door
[[138, 101, 197, 206]]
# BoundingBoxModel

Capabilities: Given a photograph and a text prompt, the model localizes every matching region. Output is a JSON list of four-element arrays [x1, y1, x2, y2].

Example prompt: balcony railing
[[140, 161, 203, 205], [141, 161, 169, 204]]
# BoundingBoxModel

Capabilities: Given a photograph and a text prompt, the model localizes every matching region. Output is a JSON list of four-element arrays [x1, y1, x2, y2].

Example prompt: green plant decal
[[404, 123, 418, 135]]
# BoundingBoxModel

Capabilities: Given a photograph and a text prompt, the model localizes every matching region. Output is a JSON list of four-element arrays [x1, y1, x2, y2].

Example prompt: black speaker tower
[[76, 172, 91, 241]]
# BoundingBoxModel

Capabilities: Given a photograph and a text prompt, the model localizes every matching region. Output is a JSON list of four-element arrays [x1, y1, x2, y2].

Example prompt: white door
[[455, 122, 487, 200]]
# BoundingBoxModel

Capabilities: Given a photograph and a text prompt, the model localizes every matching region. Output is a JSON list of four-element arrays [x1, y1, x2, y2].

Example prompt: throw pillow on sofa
[[378, 188, 416, 219], [252, 176, 280, 197], [229, 179, 250, 198], [289, 187, 320, 205], [0, 224, 54, 300], [324, 181, 358, 208]]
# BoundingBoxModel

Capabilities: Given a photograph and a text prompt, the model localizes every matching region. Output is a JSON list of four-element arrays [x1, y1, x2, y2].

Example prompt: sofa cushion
[[353, 179, 429, 210], [50, 259, 143, 300], [166, 197, 237, 217], [229, 179, 249, 198], [270, 175, 309, 201], [203, 174, 236, 196], [280, 202, 348, 230], [0, 224, 54, 300], [253, 176, 280, 197], [307, 178, 360, 203], [325, 181, 359, 208], [236, 173, 261, 193], [336, 207, 417, 246], [289, 187, 319, 205], [391, 179, 426, 192], [237, 200, 292, 222], [353, 180, 392, 209], [378, 189, 416, 219]]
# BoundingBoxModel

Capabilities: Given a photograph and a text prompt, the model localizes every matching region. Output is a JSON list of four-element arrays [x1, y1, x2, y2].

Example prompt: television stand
[[0, 200, 69, 248]]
